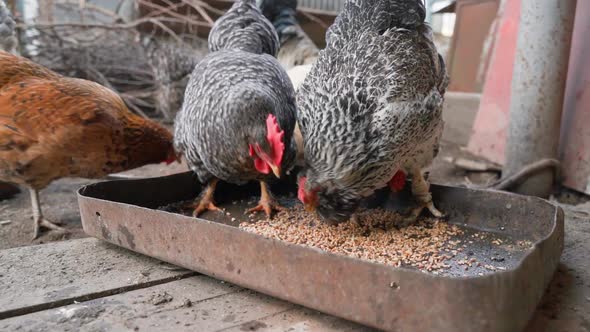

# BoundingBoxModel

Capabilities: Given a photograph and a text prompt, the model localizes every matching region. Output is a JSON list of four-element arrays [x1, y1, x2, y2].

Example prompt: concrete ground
[[0, 92, 589, 330], [0, 162, 187, 249]]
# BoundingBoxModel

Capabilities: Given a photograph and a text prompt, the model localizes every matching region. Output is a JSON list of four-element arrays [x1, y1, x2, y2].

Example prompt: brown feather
[[0, 51, 175, 190]]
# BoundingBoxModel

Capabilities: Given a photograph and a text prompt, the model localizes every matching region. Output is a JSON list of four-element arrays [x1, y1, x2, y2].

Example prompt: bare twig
[[21, 2, 208, 120], [85, 66, 149, 118], [75, 2, 124, 21], [122, 95, 151, 118], [146, 18, 185, 44], [19, 16, 211, 31], [298, 7, 339, 17], [194, 0, 226, 16], [299, 10, 329, 29], [140, 1, 184, 19], [181, 0, 214, 25]]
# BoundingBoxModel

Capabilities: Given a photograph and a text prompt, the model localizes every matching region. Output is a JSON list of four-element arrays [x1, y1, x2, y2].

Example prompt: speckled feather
[[0, 0, 17, 53], [0, 52, 175, 190], [174, 50, 297, 185], [208, 0, 279, 56], [297, 0, 448, 218]]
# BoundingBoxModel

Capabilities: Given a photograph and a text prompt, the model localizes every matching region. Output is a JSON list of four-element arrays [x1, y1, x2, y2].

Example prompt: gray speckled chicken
[[296, 0, 448, 223], [0, 0, 17, 54], [208, 0, 278, 56], [174, 0, 297, 217]]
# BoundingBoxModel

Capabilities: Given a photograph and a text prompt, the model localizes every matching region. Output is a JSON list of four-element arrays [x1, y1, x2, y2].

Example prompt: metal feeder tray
[[77, 171, 563, 332]]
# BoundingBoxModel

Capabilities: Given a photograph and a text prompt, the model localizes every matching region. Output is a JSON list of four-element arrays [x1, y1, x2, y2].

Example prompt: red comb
[[266, 114, 284, 166], [298, 177, 307, 203], [388, 171, 406, 192]]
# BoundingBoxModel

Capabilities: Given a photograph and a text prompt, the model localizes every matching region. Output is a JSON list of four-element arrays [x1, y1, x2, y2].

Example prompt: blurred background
[[4, 0, 465, 119], [7, 0, 586, 196]]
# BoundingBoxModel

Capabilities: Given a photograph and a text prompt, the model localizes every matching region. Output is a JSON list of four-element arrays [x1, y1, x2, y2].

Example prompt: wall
[[559, 0, 590, 194]]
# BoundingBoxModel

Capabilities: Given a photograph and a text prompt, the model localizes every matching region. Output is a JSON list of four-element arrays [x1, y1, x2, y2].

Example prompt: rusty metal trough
[[77, 171, 563, 332]]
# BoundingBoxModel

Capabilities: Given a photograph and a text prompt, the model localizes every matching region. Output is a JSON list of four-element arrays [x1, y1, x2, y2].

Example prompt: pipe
[[503, 0, 577, 198]]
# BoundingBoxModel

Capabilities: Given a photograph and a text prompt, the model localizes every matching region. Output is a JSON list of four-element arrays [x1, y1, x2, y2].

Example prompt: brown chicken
[[0, 51, 178, 239]]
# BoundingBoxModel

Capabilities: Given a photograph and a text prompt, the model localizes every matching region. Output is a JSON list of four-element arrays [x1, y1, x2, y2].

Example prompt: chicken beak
[[270, 164, 281, 178], [304, 203, 315, 212], [165, 149, 182, 165]]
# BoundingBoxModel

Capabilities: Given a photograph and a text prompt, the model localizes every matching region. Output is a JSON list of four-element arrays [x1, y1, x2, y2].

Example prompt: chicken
[[0, 0, 17, 54], [0, 51, 178, 238], [174, 0, 297, 218], [258, 0, 319, 70], [296, 0, 448, 224], [208, 0, 278, 56]]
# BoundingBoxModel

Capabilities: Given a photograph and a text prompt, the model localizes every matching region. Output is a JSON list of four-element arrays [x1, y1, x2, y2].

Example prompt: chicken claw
[[192, 200, 222, 217], [191, 179, 223, 217], [399, 170, 446, 226], [32, 218, 67, 240], [246, 199, 285, 218], [29, 188, 67, 240], [246, 181, 283, 218], [401, 201, 445, 225]]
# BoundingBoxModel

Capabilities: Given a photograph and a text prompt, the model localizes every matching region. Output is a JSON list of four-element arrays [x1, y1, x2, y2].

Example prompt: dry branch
[[19, 1, 209, 120]]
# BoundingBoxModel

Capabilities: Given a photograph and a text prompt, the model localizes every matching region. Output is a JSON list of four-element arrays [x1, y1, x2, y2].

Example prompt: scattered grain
[[239, 206, 464, 272]]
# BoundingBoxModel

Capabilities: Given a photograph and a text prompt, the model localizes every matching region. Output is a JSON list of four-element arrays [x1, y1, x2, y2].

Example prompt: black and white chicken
[[296, 0, 448, 223], [208, 0, 278, 56], [174, 0, 297, 217], [0, 0, 17, 54]]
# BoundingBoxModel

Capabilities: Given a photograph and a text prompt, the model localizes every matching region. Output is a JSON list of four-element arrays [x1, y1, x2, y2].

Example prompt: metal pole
[[503, 0, 577, 198]]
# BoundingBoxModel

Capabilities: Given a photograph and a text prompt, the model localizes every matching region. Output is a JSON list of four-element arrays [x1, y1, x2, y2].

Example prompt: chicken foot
[[401, 170, 445, 224], [192, 179, 223, 217], [30, 188, 67, 240], [246, 181, 284, 218]]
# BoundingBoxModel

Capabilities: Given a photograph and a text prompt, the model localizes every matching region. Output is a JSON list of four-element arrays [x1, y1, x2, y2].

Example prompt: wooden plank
[[0, 238, 195, 318], [220, 307, 371, 332], [1, 274, 369, 332], [0, 276, 293, 331]]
